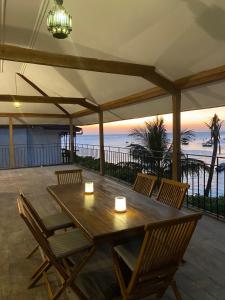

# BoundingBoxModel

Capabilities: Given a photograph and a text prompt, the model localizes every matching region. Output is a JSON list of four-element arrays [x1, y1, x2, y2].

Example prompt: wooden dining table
[[47, 176, 190, 244]]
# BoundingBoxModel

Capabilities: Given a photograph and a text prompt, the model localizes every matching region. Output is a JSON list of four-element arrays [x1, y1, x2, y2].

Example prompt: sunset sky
[[81, 107, 225, 135]]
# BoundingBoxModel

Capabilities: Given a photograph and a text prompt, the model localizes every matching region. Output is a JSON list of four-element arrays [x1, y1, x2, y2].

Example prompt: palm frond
[[181, 129, 195, 144]]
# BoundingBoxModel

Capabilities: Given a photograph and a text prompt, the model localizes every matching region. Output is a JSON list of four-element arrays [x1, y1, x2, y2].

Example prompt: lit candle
[[115, 196, 127, 213], [85, 181, 94, 194]]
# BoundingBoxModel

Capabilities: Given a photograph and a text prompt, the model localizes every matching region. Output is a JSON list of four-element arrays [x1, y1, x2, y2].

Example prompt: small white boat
[[202, 140, 212, 147]]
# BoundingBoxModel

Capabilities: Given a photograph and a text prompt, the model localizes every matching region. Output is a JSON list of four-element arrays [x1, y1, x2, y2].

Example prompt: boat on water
[[202, 140, 212, 147], [216, 163, 225, 172], [182, 141, 189, 145]]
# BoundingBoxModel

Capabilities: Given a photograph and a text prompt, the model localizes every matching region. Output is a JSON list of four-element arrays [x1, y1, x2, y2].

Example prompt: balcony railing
[[1, 143, 225, 219], [0, 144, 69, 169], [76, 143, 225, 220]]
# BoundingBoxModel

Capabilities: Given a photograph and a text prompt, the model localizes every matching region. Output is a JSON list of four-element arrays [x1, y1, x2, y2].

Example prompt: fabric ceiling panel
[[1, 1, 225, 125], [5, 0, 42, 46], [24, 65, 153, 105], [181, 80, 225, 112]]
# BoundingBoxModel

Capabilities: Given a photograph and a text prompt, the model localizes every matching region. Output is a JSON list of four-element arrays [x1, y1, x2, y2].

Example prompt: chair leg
[[70, 283, 88, 300], [31, 260, 49, 279], [52, 286, 65, 300], [171, 280, 183, 300], [28, 260, 51, 289], [67, 246, 96, 285], [26, 244, 39, 259], [156, 288, 167, 299]]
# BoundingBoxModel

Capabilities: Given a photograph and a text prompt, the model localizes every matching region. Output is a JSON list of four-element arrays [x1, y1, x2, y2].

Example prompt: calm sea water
[[76, 132, 225, 197], [76, 132, 225, 159]]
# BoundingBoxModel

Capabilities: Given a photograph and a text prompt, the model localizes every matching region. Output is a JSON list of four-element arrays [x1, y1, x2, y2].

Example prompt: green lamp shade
[[47, 0, 72, 39]]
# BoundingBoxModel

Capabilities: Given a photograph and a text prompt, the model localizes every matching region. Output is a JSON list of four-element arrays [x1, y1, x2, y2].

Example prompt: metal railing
[[1, 142, 225, 219], [76, 144, 225, 219], [0, 144, 70, 169]]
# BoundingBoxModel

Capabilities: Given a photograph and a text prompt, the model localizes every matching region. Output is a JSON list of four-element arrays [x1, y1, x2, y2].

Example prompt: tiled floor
[[0, 165, 225, 300]]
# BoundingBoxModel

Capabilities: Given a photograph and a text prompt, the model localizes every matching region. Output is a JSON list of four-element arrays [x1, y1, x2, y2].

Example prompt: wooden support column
[[99, 111, 105, 176], [69, 119, 74, 164], [9, 117, 15, 168], [172, 91, 181, 181]]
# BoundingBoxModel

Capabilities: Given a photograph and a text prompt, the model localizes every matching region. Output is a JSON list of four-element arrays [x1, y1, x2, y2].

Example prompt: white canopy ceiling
[[1, 0, 225, 125]]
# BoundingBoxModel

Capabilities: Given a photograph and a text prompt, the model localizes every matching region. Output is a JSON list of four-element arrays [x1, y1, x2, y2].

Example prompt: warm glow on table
[[84, 194, 95, 209]]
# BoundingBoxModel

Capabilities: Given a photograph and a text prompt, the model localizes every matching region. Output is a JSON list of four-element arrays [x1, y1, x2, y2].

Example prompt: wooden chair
[[133, 173, 157, 197], [112, 213, 202, 300], [19, 192, 74, 258], [17, 197, 95, 300], [156, 178, 190, 209], [55, 169, 83, 185]]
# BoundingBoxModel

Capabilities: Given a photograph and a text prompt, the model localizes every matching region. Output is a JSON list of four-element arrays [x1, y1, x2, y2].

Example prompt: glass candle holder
[[85, 181, 94, 194], [115, 196, 127, 213]]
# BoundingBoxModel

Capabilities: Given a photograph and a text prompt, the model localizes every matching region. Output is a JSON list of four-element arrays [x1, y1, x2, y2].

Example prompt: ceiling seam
[[0, 0, 6, 72], [20, 0, 50, 75]]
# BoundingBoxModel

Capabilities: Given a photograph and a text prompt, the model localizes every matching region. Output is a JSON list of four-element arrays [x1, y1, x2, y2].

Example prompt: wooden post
[[69, 118, 74, 164], [99, 111, 105, 176], [9, 117, 15, 168], [172, 92, 181, 181]]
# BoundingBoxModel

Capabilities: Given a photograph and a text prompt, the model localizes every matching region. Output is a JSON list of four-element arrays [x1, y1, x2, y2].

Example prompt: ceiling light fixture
[[14, 102, 20, 108], [47, 0, 72, 39]]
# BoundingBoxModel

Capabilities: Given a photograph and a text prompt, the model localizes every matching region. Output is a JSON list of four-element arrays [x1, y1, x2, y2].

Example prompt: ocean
[[76, 132, 225, 159], [76, 132, 225, 197]]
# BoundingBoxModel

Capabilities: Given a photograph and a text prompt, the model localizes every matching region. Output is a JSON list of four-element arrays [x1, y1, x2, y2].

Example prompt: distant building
[[0, 125, 82, 169]]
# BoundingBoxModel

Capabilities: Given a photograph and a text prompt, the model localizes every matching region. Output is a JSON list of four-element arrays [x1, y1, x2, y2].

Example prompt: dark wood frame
[[112, 213, 202, 300], [156, 178, 190, 209], [55, 169, 83, 185], [17, 197, 95, 300], [133, 173, 157, 197]]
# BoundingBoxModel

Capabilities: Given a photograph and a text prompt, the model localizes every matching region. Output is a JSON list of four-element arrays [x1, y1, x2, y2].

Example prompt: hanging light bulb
[[47, 0, 72, 39], [14, 102, 21, 108]]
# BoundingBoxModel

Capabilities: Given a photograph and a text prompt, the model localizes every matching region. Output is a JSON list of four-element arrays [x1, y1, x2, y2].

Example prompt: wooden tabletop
[[47, 177, 189, 243]]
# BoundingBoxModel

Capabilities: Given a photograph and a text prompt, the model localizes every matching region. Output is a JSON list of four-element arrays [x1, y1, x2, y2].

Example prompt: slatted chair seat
[[42, 212, 74, 232], [19, 192, 74, 259], [114, 237, 143, 271], [55, 169, 83, 185], [112, 213, 202, 300], [156, 178, 190, 209], [133, 173, 157, 197], [48, 229, 92, 259]]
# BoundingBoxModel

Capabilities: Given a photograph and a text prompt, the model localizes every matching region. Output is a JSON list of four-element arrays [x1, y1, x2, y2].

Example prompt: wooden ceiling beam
[[175, 64, 225, 90], [16, 73, 70, 116], [0, 95, 100, 112], [142, 73, 178, 94], [0, 113, 68, 118], [0, 44, 154, 76], [0, 44, 177, 94], [72, 63, 225, 118]]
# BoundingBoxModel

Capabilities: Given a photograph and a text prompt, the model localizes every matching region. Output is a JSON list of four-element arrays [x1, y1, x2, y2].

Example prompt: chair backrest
[[127, 213, 202, 296], [17, 197, 68, 279], [55, 169, 83, 185], [156, 178, 189, 209], [19, 192, 49, 236], [133, 173, 157, 197], [17, 197, 53, 257]]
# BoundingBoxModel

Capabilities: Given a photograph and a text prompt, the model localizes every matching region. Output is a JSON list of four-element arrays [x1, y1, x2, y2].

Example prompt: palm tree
[[205, 114, 223, 197], [128, 116, 206, 179]]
